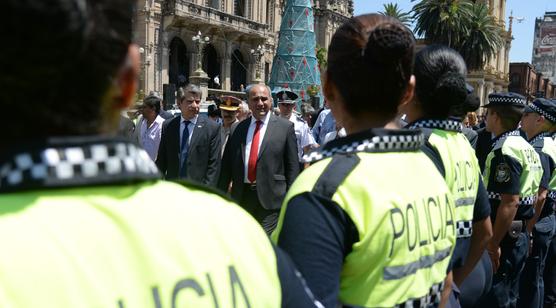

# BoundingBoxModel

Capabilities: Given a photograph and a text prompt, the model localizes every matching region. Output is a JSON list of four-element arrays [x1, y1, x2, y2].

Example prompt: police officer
[[219, 95, 241, 156], [0, 0, 320, 306], [402, 45, 493, 307], [272, 14, 456, 307], [480, 93, 543, 307], [276, 89, 317, 166], [518, 98, 556, 308]]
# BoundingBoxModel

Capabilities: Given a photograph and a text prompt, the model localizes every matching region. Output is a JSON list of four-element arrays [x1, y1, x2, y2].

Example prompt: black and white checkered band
[[488, 192, 536, 206], [529, 132, 552, 146], [492, 130, 521, 148], [456, 220, 473, 238], [548, 190, 556, 201], [302, 130, 424, 163], [489, 96, 526, 106], [528, 103, 556, 123], [0, 140, 160, 192], [395, 281, 444, 308], [407, 119, 463, 132]]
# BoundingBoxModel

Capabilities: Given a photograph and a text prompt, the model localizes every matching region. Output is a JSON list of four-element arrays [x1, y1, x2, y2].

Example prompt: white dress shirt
[[139, 115, 165, 161], [180, 115, 198, 149], [289, 114, 316, 161], [244, 112, 271, 183]]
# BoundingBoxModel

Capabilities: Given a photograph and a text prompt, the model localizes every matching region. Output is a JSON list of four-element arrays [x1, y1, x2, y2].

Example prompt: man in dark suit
[[218, 84, 300, 233], [156, 84, 221, 186]]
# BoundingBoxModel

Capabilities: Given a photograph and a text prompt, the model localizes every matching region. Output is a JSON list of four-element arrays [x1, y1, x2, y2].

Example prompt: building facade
[[467, 0, 512, 108], [509, 62, 556, 100], [532, 12, 556, 84], [133, 0, 352, 104]]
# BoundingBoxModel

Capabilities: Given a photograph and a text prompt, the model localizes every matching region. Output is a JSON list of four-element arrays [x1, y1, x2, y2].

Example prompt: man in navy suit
[[218, 84, 299, 233], [156, 84, 221, 186]]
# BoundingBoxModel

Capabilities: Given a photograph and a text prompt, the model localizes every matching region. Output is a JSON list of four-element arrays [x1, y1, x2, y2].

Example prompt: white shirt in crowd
[[288, 114, 316, 162], [139, 115, 165, 161], [244, 111, 271, 183], [322, 128, 346, 147]]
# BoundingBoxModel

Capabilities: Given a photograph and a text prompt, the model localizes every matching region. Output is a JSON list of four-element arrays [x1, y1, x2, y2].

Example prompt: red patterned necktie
[[248, 121, 262, 183]]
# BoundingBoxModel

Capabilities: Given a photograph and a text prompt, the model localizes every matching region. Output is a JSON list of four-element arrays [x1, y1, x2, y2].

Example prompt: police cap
[[524, 98, 556, 123], [276, 90, 298, 104], [484, 92, 526, 108], [220, 96, 241, 111]]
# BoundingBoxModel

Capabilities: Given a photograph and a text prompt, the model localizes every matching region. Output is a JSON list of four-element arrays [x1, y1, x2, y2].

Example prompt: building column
[[161, 32, 170, 87], [223, 43, 233, 91]]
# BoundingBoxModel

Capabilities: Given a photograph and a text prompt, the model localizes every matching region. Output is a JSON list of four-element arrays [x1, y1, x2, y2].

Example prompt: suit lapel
[[188, 115, 206, 150], [237, 119, 250, 164], [258, 114, 276, 159]]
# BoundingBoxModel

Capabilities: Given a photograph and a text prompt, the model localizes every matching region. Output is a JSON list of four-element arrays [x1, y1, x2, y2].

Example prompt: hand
[[487, 243, 501, 273]]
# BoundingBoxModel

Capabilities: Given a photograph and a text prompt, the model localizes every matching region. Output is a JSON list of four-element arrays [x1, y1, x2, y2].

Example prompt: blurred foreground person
[[403, 45, 493, 307], [0, 1, 320, 307], [272, 14, 456, 307]]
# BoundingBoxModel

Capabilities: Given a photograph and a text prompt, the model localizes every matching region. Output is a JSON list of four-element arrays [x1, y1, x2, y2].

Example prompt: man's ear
[[322, 71, 335, 102], [112, 44, 140, 110], [398, 75, 416, 111]]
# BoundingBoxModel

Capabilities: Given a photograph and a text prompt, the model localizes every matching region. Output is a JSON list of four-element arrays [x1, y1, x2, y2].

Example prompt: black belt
[[244, 183, 257, 191]]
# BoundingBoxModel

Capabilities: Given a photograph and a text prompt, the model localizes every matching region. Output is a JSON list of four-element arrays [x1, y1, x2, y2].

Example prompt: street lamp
[[192, 31, 210, 75], [251, 44, 266, 83]]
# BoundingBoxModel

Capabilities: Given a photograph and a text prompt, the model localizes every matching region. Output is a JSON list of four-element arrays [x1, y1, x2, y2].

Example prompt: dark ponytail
[[414, 45, 468, 119], [327, 14, 415, 119]]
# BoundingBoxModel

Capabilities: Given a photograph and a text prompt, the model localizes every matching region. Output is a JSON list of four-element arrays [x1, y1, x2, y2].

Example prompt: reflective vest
[[0, 181, 281, 308], [484, 132, 543, 220], [273, 129, 456, 307]]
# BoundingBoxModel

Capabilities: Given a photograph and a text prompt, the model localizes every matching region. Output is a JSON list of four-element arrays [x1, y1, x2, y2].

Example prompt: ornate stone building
[[467, 0, 512, 108], [133, 0, 352, 101], [532, 12, 556, 84]]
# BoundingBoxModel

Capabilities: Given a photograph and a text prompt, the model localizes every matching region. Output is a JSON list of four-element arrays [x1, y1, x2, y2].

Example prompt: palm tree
[[380, 3, 412, 27], [412, 0, 472, 47], [457, 3, 505, 70]]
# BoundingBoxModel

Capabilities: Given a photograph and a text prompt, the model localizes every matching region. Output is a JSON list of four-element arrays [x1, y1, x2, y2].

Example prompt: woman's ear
[[399, 75, 415, 110], [323, 71, 335, 102], [108, 44, 140, 111]]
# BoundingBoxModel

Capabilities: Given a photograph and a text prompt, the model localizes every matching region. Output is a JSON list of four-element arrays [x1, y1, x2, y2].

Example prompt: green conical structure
[[268, 0, 322, 107]]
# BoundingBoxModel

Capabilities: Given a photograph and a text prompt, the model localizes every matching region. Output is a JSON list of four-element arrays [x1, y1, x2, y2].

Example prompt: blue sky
[[353, 0, 556, 63]]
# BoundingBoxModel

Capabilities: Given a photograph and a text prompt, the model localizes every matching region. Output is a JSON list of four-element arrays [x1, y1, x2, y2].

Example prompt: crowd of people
[[2, 0, 556, 307]]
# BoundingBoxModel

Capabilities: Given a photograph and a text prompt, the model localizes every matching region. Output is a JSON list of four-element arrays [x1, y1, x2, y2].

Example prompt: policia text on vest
[[389, 194, 454, 258], [117, 265, 250, 308]]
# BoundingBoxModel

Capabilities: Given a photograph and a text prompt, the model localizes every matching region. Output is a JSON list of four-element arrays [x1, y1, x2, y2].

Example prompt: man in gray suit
[[218, 84, 300, 233], [156, 84, 221, 186]]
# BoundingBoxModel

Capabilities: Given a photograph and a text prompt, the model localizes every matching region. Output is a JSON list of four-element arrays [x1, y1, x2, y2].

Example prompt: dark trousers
[[482, 232, 529, 307], [458, 251, 493, 308], [519, 215, 556, 308], [240, 184, 279, 235], [544, 215, 556, 307]]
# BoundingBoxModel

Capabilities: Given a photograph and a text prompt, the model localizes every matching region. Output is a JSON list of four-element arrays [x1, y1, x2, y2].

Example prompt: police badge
[[495, 163, 511, 183]]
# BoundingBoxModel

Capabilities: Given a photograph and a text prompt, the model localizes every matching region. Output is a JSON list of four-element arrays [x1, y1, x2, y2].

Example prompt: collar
[[181, 114, 198, 125], [491, 130, 521, 147], [250, 111, 271, 126], [302, 128, 424, 163], [529, 131, 552, 145], [406, 118, 463, 132], [0, 136, 160, 193]]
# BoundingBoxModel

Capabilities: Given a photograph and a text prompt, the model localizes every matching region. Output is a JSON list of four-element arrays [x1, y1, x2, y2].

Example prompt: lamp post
[[251, 44, 266, 84], [192, 31, 210, 77]]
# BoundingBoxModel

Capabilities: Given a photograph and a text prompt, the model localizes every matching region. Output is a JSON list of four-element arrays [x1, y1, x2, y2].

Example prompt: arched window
[[168, 37, 189, 88], [231, 50, 247, 91], [203, 44, 221, 89], [208, 0, 219, 9]]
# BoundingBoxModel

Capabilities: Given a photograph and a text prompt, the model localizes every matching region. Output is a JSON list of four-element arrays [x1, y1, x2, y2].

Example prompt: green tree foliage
[[380, 3, 413, 27], [412, 0, 505, 71]]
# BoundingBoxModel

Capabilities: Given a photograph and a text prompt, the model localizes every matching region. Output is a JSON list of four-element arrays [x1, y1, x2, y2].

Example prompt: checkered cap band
[[0, 143, 159, 188], [456, 220, 473, 238], [548, 190, 556, 200], [488, 192, 536, 206], [396, 281, 444, 308], [489, 95, 526, 106], [407, 119, 463, 132], [528, 103, 556, 123], [302, 133, 424, 163]]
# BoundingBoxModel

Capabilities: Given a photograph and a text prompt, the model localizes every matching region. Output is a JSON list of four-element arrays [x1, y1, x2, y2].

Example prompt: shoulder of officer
[[294, 114, 306, 123]]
